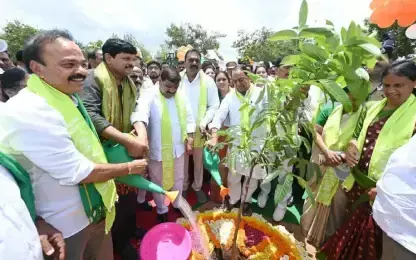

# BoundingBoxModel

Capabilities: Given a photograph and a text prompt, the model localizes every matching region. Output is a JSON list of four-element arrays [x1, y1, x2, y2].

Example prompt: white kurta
[[131, 87, 196, 161], [179, 70, 220, 128], [179, 70, 219, 191], [0, 165, 43, 260], [373, 134, 416, 254], [209, 87, 268, 179], [0, 89, 94, 238], [131, 88, 195, 214]]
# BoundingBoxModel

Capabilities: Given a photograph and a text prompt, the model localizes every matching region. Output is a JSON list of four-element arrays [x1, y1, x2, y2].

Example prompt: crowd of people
[[0, 28, 415, 260]]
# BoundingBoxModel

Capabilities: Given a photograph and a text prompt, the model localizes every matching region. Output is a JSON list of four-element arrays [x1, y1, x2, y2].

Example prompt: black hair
[[0, 67, 27, 89], [178, 61, 185, 65], [102, 38, 137, 60], [23, 29, 74, 74], [184, 49, 202, 61], [147, 60, 162, 70], [202, 61, 214, 72], [15, 50, 23, 62], [381, 60, 416, 81], [87, 49, 101, 60], [160, 67, 181, 84], [274, 57, 283, 67], [214, 71, 230, 83]]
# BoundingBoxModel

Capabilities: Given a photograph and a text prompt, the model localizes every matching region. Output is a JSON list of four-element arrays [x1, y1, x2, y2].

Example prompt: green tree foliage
[[86, 40, 104, 51], [232, 27, 299, 62], [165, 23, 226, 54], [0, 20, 39, 59], [364, 19, 416, 59]]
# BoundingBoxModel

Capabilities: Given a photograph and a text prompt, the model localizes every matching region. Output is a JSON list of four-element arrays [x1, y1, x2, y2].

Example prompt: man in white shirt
[[208, 68, 267, 216], [180, 49, 220, 203], [132, 67, 195, 222], [373, 135, 416, 260], [0, 29, 147, 260]]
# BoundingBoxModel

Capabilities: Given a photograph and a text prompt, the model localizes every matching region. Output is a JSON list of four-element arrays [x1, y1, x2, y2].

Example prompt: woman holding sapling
[[319, 60, 416, 260]]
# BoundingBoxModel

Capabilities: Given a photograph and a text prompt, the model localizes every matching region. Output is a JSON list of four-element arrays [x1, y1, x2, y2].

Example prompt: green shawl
[[94, 63, 137, 133], [0, 151, 36, 221], [343, 95, 416, 190], [26, 75, 117, 233]]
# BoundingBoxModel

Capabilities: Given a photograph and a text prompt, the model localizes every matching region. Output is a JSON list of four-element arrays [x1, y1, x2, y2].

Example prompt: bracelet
[[127, 162, 132, 175]]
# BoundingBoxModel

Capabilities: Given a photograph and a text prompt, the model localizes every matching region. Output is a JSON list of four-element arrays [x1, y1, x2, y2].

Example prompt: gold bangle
[[127, 162, 132, 175]]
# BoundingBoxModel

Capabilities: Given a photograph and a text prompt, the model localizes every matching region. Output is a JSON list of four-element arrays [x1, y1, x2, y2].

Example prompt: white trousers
[[228, 172, 262, 205], [137, 189, 147, 204], [259, 171, 293, 208], [183, 147, 204, 191], [148, 154, 185, 214]]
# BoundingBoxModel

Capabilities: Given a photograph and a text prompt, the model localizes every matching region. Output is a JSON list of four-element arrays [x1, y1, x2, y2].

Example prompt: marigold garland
[[177, 208, 311, 259]]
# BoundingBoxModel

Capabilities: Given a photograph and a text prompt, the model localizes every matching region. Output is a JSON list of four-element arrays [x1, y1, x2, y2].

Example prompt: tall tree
[[233, 27, 299, 63], [165, 23, 226, 55], [364, 19, 416, 59], [0, 20, 39, 59]]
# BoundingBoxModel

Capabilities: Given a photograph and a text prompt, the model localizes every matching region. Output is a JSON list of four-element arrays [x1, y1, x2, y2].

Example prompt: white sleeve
[[200, 77, 220, 127], [208, 93, 231, 130], [184, 96, 196, 134], [0, 106, 94, 186], [130, 89, 154, 126]]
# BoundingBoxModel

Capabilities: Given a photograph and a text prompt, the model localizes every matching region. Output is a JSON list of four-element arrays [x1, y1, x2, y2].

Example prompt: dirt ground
[[198, 201, 317, 259]]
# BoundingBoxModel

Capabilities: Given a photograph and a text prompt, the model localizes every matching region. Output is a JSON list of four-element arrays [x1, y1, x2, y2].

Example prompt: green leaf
[[355, 68, 370, 81], [281, 55, 301, 66], [301, 43, 329, 62], [299, 27, 335, 39], [262, 168, 281, 184], [274, 174, 294, 205], [292, 174, 316, 207], [319, 79, 352, 112], [269, 30, 298, 41], [299, 0, 308, 28], [347, 22, 357, 41], [359, 43, 382, 57], [326, 20, 334, 27]]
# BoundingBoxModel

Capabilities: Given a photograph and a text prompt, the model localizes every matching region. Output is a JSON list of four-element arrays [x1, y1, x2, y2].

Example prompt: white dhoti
[[228, 160, 266, 205], [148, 154, 185, 214], [183, 147, 204, 191], [137, 188, 147, 204]]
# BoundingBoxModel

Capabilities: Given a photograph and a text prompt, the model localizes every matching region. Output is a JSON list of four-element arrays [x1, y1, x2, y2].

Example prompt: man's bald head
[[232, 66, 251, 94]]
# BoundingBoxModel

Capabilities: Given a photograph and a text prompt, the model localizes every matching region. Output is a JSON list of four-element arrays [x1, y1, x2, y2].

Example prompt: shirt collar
[[183, 70, 201, 83]]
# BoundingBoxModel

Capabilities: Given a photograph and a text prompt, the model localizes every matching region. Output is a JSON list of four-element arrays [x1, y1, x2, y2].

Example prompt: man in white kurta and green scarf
[[180, 49, 219, 203], [208, 68, 268, 216], [132, 67, 195, 222], [0, 30, 147, 260]]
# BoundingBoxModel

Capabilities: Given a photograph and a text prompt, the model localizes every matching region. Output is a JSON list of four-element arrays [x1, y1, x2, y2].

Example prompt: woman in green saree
[[319, 60, 416, 260]]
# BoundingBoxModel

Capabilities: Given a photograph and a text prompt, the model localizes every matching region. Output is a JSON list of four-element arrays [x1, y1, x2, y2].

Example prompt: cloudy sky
[[2, 0, 372, 60]]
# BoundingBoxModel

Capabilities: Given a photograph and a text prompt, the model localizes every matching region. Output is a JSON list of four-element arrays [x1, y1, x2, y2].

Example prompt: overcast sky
[[1, 0, 372, 60]]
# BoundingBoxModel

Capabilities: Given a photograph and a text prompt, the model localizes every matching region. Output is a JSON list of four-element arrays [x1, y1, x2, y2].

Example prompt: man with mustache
[[80, 38, 148, 259], [180, 49, 219, 203], [132, 67, 195, 222], [0, 29, 147, 260]]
